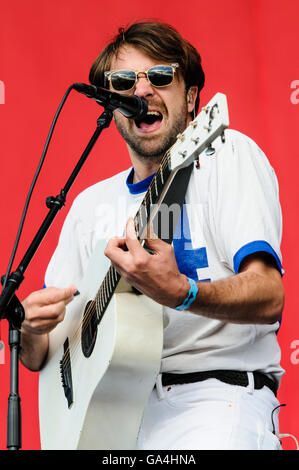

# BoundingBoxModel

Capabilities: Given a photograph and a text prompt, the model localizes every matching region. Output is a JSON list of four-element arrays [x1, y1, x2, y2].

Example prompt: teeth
[[147, 111, 161, 116]]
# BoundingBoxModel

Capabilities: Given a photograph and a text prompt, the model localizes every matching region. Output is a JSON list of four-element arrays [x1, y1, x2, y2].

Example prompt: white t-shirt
[[45, 129, 284, 384]]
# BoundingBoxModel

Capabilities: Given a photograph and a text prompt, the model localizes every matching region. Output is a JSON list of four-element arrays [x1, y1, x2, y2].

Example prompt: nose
[[133, 73, 155, 99]]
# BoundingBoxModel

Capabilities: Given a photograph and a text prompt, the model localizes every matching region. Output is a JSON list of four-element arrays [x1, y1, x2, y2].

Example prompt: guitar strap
[[151, 163, 194, 246]]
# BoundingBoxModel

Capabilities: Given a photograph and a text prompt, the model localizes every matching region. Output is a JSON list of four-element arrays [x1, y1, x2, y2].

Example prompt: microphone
[[73, 83, 148, 120]]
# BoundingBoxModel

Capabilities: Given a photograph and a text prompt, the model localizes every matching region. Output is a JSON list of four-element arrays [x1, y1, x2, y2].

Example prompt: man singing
[[20, 21, 284, 450]]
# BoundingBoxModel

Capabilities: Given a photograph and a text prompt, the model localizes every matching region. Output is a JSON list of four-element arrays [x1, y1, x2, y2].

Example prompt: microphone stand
[[0, 108, 113, 450]]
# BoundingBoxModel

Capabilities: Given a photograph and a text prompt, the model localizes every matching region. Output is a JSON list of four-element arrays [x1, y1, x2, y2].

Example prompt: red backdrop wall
[[0, 0, 298, 450]]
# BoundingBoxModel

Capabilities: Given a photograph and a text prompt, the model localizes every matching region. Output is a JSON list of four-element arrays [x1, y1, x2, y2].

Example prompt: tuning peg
[[178, 150, 187, 158], [205, 145, 215, 156]]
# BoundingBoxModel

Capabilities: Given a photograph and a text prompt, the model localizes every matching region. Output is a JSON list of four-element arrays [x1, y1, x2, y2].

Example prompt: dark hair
[[89, 21, 205, 115]]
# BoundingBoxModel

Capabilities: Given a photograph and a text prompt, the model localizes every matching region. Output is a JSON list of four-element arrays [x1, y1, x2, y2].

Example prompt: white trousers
[[136, 373, 282, 450]]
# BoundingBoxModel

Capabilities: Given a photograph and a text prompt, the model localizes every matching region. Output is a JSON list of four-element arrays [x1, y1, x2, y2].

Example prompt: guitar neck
[[133, 151, 174, 240]]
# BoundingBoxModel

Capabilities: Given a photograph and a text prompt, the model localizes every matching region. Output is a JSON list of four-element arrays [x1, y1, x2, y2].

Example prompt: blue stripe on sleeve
[[233, 240, 283, 275]]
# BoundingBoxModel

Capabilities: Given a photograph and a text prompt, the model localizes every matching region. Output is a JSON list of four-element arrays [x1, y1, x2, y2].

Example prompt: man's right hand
[[21, 286, 77, 335], [20, 285, 77, 371]]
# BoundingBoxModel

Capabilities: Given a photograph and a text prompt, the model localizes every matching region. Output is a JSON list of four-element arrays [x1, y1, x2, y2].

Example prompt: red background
[[0, 0, 298, 450]]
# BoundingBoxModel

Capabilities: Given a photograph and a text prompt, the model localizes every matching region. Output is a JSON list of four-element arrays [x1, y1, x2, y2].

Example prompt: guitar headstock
[[169, 92, 229, 171]]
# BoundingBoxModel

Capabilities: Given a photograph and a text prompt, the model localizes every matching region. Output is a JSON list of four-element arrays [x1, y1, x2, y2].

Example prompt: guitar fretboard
[[94, 265, 121, 324], [134, 151, 171, 239]]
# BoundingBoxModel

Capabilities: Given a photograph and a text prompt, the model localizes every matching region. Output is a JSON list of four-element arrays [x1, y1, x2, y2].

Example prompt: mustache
[[139, 98, 168, 117]]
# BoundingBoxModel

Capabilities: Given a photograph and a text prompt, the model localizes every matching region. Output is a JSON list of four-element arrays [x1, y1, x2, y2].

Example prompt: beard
[[114, 100, 189, 161]]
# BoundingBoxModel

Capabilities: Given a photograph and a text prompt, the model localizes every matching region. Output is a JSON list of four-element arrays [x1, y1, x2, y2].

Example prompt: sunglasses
[[104, 63, 179, 92]]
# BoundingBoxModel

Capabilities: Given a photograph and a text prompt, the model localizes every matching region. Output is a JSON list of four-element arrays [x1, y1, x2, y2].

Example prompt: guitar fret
[[154, 176, 158, 197], [160, 166, 164, 184], [99, 290, 104, 313], [138, 207, 144, 229], [110, 268, 117, 290], [109, 268, 114, 290], [105, 276, 110, 300], [146, 199, 151, 224], [148, 180, 156, 204], [134, 218, 140, 236], [95, 295, 101, 320], [103, 282, 108, 305], [96, 292, 102, 317], [113, 267, 119, 283], [149, 186, 153, 205], [142, 201, 148, 223], [107, 270, 112, 294]]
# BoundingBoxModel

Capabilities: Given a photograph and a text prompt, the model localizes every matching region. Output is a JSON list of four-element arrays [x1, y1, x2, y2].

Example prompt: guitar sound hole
[[81, 300, 98, 358]]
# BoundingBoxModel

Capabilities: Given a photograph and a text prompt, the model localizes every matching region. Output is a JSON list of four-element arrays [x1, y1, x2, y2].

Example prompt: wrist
[[175, 276, 198, 311]]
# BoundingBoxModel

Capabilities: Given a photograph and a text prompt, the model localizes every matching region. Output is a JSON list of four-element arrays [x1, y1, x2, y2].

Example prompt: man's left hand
[[104, 218, 189, 308]]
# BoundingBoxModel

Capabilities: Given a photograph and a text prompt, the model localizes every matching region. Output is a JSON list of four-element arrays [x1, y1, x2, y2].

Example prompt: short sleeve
[[209, 131, 283, 275]]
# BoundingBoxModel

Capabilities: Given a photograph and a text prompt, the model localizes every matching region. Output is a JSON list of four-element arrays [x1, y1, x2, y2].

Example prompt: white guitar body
[[38, 92, 229, 450], [39, 240, 163, 450]]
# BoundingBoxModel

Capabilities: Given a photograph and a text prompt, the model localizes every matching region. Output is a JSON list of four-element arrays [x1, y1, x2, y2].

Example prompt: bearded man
[[20, 21, 284, 450]]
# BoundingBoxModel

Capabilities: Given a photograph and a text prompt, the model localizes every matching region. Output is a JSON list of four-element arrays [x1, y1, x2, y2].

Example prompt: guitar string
[[60, 152, 171, 370]]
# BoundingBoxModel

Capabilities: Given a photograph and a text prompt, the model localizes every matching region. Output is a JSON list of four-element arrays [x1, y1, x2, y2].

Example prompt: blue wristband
[[175, 277, 198, 311]]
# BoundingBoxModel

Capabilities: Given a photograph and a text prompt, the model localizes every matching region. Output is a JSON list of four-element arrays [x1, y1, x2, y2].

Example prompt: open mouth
[[134, 111, 163, 133]]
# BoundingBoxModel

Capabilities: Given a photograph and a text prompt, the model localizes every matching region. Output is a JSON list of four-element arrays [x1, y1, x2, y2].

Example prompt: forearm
[[104, 221, 284, 326], [20, 330, 49, 371], [185, 270, 284, 325]]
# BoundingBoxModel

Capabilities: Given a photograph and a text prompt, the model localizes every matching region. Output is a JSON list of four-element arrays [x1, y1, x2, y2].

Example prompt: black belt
[[161, 370, 278, 396]]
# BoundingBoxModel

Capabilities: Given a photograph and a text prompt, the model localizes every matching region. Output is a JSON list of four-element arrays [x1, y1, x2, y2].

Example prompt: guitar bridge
[[59, 338, 73, 408]]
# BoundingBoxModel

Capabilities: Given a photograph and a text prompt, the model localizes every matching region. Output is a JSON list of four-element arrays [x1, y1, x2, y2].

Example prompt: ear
[[187, 86, 198, 115]]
